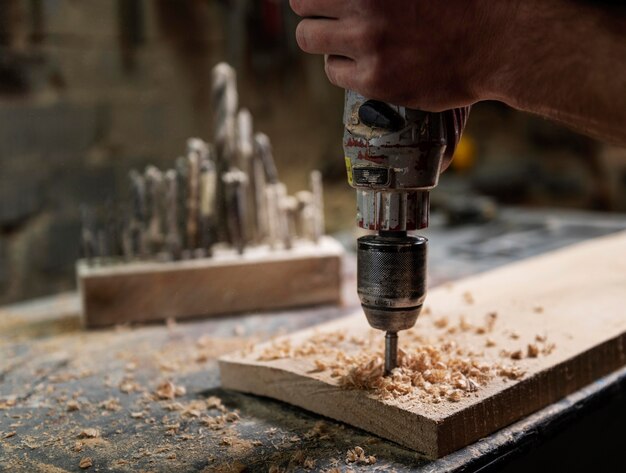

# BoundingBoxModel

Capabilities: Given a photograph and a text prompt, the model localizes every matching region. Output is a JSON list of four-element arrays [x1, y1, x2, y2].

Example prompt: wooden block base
[[78, 237, 343, 328]]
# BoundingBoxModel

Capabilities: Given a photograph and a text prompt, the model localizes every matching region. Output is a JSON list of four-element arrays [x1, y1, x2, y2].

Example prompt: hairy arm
[[290, 0, 626, 145]]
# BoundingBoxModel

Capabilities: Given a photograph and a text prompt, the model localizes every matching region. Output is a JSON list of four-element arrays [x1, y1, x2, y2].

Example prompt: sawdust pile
[[255, 310, 554, 403]]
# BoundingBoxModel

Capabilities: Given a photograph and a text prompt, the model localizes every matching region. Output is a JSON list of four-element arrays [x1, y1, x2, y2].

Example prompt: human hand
[[290, 0, 519, 111]]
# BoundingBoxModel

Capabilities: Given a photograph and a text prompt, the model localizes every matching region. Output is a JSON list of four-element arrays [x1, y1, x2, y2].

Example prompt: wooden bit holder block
[[219, 231, 626, 459], [78, 236, 343, 328]]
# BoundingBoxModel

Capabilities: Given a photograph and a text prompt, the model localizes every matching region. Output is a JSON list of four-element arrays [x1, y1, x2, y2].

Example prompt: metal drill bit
[[275, 183, 292, 249], [186, 150, 200, 253], [254, 132, 279, 185], [211, 63, 238, 165], [187, 138, 210, 258], [255, 133, 280, 248], [211, 63, 238, 243], [295, 190, 315, 241], [164, 169, 182, 260], [199, 157, 217, 256], [128, 169, 148, 258], [175, 157, 189, 255], [252, 138, 269, 242], [145, 166, 165, 256], [265, 184, 281, 250], [236, 109, 259, 242], [384, 331, 399, 376], [283, 195, 298, 244], [310, 170, 325, 243], [222, 168, 249, 254]]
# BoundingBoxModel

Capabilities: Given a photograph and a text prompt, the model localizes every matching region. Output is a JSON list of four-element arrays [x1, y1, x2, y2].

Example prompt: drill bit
[[186, 149, 200, 253], [222, 168, 249, 254], [211, 63, 238, 243], [384, 332, 399, 376], [309, 170, 324, 243], [199, 156, 217, 255], [164, 169, 182, 260], [145, 166, 165, 256], [252, 135, 269, 242], [254, 133, 280, 248], [128, 169, 148, 258], [236, 109, 258, 242]]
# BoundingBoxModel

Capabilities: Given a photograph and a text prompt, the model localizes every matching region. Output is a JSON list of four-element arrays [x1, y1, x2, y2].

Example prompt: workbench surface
[[2, 208, 626, 472]]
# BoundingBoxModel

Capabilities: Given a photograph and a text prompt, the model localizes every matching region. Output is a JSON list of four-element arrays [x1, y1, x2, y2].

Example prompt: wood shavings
[[79, 457, 93, 469], [289, 450, 314, 469], [309, 359, 328, 372], [485, 312, 498, 331], [66, 400, 80, 412], [304, 421, 331, 440], [258, 339, 293, 361], [463, 291, 474, 304], [4, 431, 16, 439], [459, 316, 473, 332], [527, 344, 539, 358], [130, 411, 145, 419], [79, 428, 99, 439], [533, 306, 544, 313], [336, 343, 496, 402], [268, 325, 549, 403], [206, 396, 227, 412], [498, 365, 525, 380], [345, 446, 376, 465], [0, 399, 17, 410], [180, 399, 208, 418], [99, 398, 121, 411], [155, 380, 186, 400], [201, 412, 239, 430], [433, 317, 448, 329], [118, 377, 141, 394], [48, 369, 94, 384]]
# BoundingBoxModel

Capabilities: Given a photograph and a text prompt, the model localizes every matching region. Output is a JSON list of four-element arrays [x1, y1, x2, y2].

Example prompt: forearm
[[486, 0, 626, 145]]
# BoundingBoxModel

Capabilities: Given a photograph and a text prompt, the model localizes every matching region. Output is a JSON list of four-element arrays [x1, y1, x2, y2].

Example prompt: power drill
[[343, 91, 469, 375]]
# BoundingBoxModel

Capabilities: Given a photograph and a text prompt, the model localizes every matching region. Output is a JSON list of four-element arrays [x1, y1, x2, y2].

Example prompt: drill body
[[343, 91, 469, 374]]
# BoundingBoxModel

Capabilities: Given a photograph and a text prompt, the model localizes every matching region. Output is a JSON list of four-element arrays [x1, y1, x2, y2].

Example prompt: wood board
[[219, 231, 626, 459], [79, 236, 343, 328]]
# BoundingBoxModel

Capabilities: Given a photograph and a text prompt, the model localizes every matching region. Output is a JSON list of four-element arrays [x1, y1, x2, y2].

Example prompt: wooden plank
[[79, 236, 343, 328], [219, 231, 626, 459]]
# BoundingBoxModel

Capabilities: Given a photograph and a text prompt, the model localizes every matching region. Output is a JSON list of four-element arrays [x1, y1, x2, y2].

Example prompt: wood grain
[[79, 237, 343, 328], [219, 231, 626, 459]]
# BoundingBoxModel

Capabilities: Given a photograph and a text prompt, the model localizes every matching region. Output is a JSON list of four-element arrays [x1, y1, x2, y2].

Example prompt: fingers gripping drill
[[343, 91, 469, 375]]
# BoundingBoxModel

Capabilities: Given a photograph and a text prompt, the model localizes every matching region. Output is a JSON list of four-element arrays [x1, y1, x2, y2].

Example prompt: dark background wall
[[1, 0, 625, 304]]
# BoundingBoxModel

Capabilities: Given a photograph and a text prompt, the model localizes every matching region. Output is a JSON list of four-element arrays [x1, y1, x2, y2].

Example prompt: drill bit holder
[[77, 62, 343, 328]]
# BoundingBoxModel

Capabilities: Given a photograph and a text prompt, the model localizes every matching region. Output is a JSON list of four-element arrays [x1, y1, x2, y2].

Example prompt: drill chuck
[[357, 232, 427, 333]]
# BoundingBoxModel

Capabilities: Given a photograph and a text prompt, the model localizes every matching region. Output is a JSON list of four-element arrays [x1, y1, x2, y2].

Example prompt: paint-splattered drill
[[343, 91, 469, 375]]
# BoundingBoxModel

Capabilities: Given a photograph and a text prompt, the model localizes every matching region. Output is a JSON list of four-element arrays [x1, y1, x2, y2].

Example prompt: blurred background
[[1, 0, 626, 305]]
